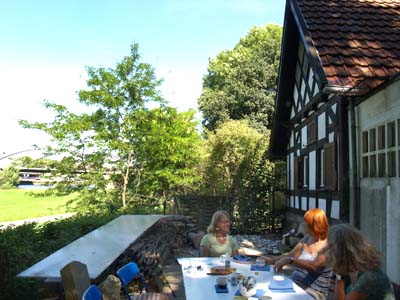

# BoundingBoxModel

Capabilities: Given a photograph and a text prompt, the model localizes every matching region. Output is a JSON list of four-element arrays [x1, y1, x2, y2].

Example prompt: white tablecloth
[[177, 257, 313, 300]]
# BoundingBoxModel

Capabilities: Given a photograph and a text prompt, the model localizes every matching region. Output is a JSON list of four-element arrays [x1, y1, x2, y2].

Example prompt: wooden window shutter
[[294, 156, 299, 190], [324, 142, 337, 190], [307, 119, 316, 144]]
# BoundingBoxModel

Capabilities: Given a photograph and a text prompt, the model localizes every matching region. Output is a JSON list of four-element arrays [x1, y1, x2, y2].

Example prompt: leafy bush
[[0, 165, 19, 189], [0, 209, 155, 300]]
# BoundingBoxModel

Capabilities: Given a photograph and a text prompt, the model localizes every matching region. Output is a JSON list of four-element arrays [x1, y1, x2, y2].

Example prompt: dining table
[[177, 257, 313, 300]]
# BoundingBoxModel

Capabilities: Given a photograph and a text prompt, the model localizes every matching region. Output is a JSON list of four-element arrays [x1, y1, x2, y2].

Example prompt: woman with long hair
[[200, 210, 239, 257], [263, 208, 332, 300], [326, 223, 394, 300]]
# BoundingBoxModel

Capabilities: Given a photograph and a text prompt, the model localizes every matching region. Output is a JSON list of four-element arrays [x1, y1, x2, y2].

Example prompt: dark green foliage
[[0, 164, 19, 189], [198, 24, 283, 132], [197, 24, 286, 233], [0, 211, 154, 300]]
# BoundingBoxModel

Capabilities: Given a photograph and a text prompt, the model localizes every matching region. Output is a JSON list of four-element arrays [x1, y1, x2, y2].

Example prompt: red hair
[[304, 208, 329, 240]]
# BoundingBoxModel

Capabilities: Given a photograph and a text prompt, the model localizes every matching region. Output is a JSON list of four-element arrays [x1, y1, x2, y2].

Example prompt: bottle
[[231, 271, 238, 286], [225, 252, 231, 268]]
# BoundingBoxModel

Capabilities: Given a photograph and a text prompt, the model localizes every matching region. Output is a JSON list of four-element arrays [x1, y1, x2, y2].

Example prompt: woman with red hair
[[263, 208, 332, 300]]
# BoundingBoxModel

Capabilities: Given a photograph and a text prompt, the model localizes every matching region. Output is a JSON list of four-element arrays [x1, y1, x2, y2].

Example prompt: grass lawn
[[0, 189, 73, 222]]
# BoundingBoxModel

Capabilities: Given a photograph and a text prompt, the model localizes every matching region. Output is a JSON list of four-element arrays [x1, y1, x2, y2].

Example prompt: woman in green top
[[200, 210, 239, 257], [326, 223, 395, 300]]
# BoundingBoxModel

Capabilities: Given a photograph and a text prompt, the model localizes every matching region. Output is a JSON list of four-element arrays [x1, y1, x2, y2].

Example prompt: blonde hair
[[304, 208, 329, 240], [207, 210, 230, 234], [326, 223, 381, 274]]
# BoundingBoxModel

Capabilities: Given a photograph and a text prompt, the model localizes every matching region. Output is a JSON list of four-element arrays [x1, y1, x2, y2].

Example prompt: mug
[[216, 276, 228, 288], [255, 257, 265, 267]]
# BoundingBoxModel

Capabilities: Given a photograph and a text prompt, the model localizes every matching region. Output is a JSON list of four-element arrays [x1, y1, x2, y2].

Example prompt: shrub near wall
[[0, 213, 118, 300]]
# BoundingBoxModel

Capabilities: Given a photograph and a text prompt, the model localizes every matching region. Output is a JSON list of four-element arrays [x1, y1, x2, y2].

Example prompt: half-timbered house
[[270, 0, 400, 282]]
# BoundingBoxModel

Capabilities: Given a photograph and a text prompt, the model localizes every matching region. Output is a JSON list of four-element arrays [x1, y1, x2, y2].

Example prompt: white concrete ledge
[[18, 214, 165, 279]]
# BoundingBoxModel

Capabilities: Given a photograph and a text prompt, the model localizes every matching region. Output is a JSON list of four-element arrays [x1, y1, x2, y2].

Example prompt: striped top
[[291, 247, 332, 296]]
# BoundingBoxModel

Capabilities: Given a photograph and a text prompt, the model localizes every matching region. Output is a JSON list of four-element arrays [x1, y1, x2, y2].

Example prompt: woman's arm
[[275, 254, 326, 273], [333, 274, 368, 300], [263, 240, 303, 265]]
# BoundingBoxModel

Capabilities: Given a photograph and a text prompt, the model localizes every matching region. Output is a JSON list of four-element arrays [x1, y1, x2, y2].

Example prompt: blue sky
[[0, 0, 285, 164]]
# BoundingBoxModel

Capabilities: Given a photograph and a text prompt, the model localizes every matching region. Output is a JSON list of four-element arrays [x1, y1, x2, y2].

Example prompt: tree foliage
[[0, 165, 19, 189], [198, 24, 282, 132], [199, 120, 268, 196], [19, 43, 200, 213], [198, 120, 285, 233], [134, 107, 201, 200]]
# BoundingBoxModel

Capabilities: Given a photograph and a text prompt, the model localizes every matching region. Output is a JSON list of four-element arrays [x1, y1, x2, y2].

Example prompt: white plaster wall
[[318, 199, 326, 213], [301, 126, 307, 148], [331, 200, 340, 219], [301, 196, 307, 211], [309, 197, 316, 209], [328, 103, 337, 126], [290, 130, 294, 148], [309, 150, 316, 189], [358, 81, 400, 129], [355, 79, 400, 283], [387, 181, 400, 283]]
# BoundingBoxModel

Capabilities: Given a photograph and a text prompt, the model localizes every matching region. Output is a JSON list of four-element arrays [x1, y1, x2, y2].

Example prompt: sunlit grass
[[0, 189, 73, 222]]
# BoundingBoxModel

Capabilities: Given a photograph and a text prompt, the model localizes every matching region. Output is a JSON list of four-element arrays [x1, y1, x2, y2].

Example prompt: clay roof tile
[[297, 0, 400, 94]]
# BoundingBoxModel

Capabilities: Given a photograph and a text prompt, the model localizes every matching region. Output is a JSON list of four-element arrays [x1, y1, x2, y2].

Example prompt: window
[[362, 156, 369, 177], [378, 153, 386, 177], [378, 125, 385, 150], [369, 128, 376, 151], [398, 119, 400, 146], [387, 121, 395, 148], [370, 155, 376, 177], [388, 151, 396, 177], [362, 121, 398, 178], [324, 142, 337, 190], [362, 131, 368, 153]]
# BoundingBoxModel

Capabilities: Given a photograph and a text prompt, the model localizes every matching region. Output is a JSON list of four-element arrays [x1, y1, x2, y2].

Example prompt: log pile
[[97, 215, 197, 287]]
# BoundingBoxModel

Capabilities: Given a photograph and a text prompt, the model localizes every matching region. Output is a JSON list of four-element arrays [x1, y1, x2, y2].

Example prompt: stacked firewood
[[97, 215, 197, 285]]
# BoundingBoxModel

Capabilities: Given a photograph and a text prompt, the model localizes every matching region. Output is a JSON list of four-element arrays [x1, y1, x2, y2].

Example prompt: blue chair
[[117, 262, 149, 300], [82, 284, 102, 300]]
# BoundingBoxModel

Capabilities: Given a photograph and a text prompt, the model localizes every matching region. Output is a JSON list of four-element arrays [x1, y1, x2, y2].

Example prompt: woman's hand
[[273, 256, 291, 273], [261, 255, 276, 265]]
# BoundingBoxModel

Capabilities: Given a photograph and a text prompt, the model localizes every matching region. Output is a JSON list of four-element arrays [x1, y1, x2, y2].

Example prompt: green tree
[[199, 120, 269, 196], [0, 164, 19, 189], [198, 24, 282, 132], [19, 43, 165, 212], [198, 119, 282, 233], [133, 107, 201, 210]]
